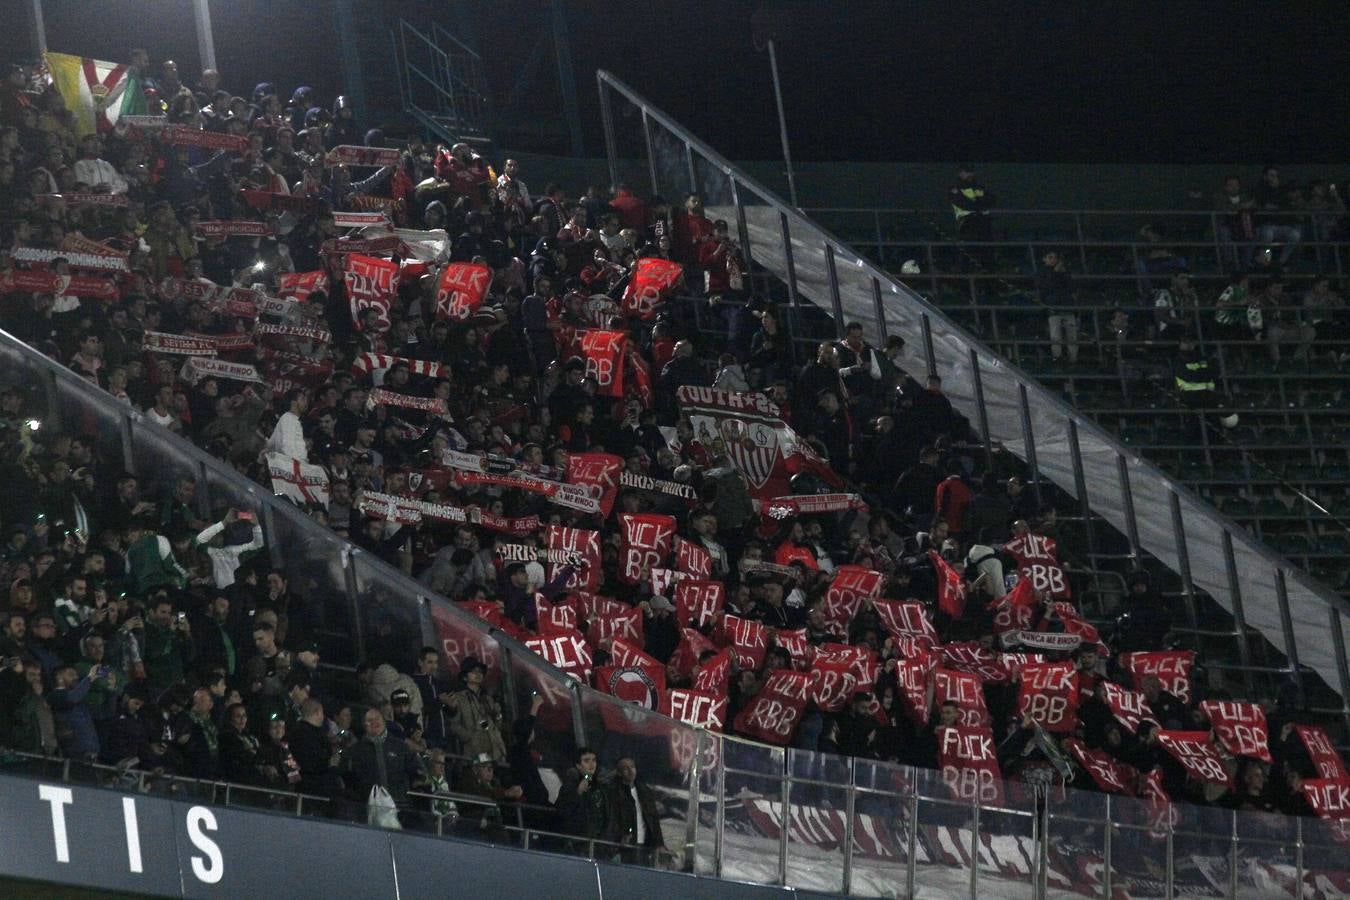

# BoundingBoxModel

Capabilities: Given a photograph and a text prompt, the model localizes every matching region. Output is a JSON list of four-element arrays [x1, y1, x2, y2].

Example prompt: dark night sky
[[8, 0, 1350, 164]]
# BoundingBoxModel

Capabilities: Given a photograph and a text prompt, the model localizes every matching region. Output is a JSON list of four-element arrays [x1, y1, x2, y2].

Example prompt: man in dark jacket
[[605, 757, 665, 865], [290, 697, 336, 797], [557, 746, 608, 840], [341, 708, 424, 813]]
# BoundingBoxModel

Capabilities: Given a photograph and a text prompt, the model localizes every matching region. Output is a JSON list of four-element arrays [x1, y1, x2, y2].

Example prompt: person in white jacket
[[264, 388, 309, 463], [194, 508, 264, 588], [72, 135, 129, 194]]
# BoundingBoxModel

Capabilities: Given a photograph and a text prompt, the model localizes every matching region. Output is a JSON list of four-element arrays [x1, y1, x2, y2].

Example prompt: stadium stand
[[0, 39, 1346, 897]]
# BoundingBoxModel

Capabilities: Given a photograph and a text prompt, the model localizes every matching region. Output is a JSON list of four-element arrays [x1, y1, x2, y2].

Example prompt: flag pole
[[192, 0, 218, 71], [30, 0, 47, 56]]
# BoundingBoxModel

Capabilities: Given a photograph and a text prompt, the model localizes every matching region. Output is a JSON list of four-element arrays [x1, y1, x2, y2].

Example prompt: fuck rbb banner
[[546, 525, 601, 593], [674, 537, 712, 579], [1018, 562, 1071, 600], [566, 452, 622, 519], [941, 642, 1012, 684], [929, 550, 969, 619], [621, 257, 683, 320], [617, 512, 676, 584], [1199, 700, 1271, 763], [895, 648, 937, 726], [1301, 778, 1350, 840], [822, 565, 884, 637], [873, 599, 938, 641], [673, 579, 725, 629], [428, 601, 501, 682], [1296, 725, 1349, 780], [344, 253, 399, 332], [732, 669, 811, 746], [580, 329, 628, 398], [989, 577, 1038, 634], [1063, 738, 1139, 794], [523, 629, 592, 681], [937, 724, 1004, 805], [1002, 532, 1058, 567], [1120, 650, 1195, 704], [534, 596, 577, 636], [1017, 661, 1079, 733], [661, 687, 727, 732], [693, 648, 732, 696], [1100, 681, 1156, 735], [434, 261, 492, 321], [772, 628, 811, 670], [586, 606, 644, 650], [723, 614, 768, 671], [670, 628, 717, 679], [609, 637, 659, 669], [809, 658, 859, 712], [935, 668, 989, 727], [1156, 730, 1234, 788]]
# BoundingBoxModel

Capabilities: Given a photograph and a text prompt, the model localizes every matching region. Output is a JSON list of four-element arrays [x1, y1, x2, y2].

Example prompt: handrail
[[596, 70, 1350, 713]]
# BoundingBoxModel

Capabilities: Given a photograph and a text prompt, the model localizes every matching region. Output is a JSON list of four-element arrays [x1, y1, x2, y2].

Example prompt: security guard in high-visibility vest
[[948, 165, 994, 242], [1175, 335, 1239, 428]]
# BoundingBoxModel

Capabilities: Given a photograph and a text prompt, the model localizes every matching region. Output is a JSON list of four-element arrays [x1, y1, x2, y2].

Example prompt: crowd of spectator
[[0, 49, 1345, 859]]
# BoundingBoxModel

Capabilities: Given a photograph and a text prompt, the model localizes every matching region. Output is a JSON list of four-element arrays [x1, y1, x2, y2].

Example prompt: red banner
[[534, 596, 577, 636], [941, 642, 1012, 684], [674, 537, 712, 579], [1199, 700, 1271, 763], [523, 629, 593, 681], [895, 648, 937, 726], [577, 329, 627, 398], [1140, 768, 1178, 837], [673, 579, 725, 629], [345, 253, 399, 332], [609, 637, 659, 669], [434, 261, 492, 321], [1156, 730, 1234, 787], [1017, 661, 1079, 733], [277, 270, 330, 302], [989, 577, 1038, 634], [1042, 602, 1103, 655], [617, 512, 676, 584], [594, 663, 666, 732], [935, 669, 989, 727], [566, 452, 621, 519], [1302, 779, 1350, 839], [763, 493, 868, 521], [822, 565, 884, 637], [670, 628, 718, 679], [621, 257, 683, 320], [723, 614, 769, 671], [586, 606, 644, 650], [873, 599, 938, 641], [809, 658, 859, 712], [694, 648, 732, 695], [1296, 725, 1350, 780], [545, 525, 601, 594], [1120, 651, 1194, 704], [1100, 681, 1156, 735], [662, 688, 727, 732], [773, 628, 811, 670], [733, 669, 811, 746], [929, 550, 968, 619], [1018, 562, 1071, 600], [1002, 533, 1058, 567], [1063, 738, 1138, 794], [937, 725, 1004, 806]]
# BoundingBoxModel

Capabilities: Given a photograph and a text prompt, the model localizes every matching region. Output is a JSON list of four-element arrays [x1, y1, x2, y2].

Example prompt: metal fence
[[595, 70, 1350, 739]]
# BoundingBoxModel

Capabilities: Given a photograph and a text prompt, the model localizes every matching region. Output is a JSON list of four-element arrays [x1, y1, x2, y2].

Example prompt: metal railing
[[596, 70, 1350, 734], [391, 18, 490, 144]]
